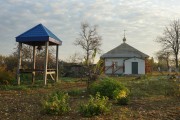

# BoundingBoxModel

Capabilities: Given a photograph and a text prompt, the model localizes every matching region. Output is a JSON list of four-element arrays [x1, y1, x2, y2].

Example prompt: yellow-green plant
[[113, 89, 130, 105], [42, 91, 70, 115], [79, 92, 111, 117]]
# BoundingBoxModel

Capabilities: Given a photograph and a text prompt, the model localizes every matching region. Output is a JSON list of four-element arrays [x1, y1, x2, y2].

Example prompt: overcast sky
[[1, 0, 180, 62]]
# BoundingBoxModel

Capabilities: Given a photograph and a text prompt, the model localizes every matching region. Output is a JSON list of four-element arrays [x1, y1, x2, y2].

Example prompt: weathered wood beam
[[44, 41, 49, 85], [47, 71, 56, 74], [32, 45, 36, 84], [50, 74, 55, 81], [17, 42, 22, 85], [56, 45, 59, 82]]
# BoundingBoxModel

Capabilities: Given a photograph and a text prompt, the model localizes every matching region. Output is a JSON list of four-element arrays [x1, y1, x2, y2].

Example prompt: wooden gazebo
[[16, 24, 62, 85]]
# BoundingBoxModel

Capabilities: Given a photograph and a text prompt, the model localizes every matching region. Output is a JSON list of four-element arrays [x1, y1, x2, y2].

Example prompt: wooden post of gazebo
[[56, 45, 59, 82], [17, 42, 22, 85], [32, 45, 36, 84], [44, 41, 49, 85], [16, 24, 62, 86]]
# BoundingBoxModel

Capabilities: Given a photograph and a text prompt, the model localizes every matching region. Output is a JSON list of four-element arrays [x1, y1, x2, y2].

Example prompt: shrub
[[0, 67, 14, 85], [89, 77, 128, 99], [113, 89, 129, 105], [42, 91, 70, 115], [79, 92, 111, 117]]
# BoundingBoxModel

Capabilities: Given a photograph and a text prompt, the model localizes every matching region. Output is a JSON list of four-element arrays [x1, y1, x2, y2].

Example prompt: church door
[[132, 62, 138, 74]]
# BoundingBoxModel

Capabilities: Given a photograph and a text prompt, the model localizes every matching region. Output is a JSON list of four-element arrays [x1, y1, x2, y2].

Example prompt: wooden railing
[[104, 65, 124, 74]]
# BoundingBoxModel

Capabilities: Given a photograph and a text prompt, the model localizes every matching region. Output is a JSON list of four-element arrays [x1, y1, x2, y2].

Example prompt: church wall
[[124, 58, 145, 74]]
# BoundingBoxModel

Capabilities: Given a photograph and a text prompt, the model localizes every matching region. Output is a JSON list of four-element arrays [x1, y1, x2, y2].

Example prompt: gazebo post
[[44, 41, 49, 85], [17, 42, 22, 85], [56, 45, 59, 82], [32, 45, 36, 84]]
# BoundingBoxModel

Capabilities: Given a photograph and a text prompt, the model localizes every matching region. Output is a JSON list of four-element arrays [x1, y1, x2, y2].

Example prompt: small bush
[[0, 67, 14, 85], [42, 91, 70, 115], [113, 89, 129, 105], [79, 92, 111, 117], [89, 77, 128, 99]]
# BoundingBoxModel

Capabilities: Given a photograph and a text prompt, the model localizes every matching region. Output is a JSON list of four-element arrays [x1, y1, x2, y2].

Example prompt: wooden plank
[[47, 71, 56, 74], [32, 45, 36, 84], [50, 74, 55, 81], [56, 45, 59, 82], [20, 69, 56, 73], [20, 69, 44, 73], [43, 41, 49, 85], [17, 43, 22, 85], [105, 65, 113, 71], [47, 69, 56, 71], [105, 65, 124, 75], [49, 37, 62, 45]]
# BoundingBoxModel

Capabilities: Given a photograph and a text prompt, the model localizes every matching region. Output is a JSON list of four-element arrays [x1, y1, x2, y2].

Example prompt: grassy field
[[0, 75, 179, 120]]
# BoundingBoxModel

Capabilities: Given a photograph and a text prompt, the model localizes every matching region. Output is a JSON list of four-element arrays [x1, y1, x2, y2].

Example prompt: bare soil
[[0, 80, 180, 120]]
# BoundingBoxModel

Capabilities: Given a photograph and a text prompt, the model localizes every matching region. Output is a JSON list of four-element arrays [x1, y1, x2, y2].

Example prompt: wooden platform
[[20, 69, 56, 73]]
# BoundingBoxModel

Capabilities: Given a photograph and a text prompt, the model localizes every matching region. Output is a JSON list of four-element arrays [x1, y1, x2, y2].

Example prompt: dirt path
[[0, 90, 180, 120]]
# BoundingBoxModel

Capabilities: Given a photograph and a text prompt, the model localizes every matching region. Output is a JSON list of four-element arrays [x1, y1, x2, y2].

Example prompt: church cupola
[[123, 36, 126, 43], [123, 30, 126, 43]]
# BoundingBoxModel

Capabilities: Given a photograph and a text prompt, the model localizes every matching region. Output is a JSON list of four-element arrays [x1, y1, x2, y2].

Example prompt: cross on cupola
[[123, 30, 126, 43]]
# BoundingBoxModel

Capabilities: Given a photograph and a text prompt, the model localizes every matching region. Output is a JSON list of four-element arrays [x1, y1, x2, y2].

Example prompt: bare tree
[[156, 19, 180, 71], [13, 44, 33, 62], [66, 53, 83, 64], [156, 49, 171, 71], [74, 22, 102, 66], [74, 22, 102, 90]]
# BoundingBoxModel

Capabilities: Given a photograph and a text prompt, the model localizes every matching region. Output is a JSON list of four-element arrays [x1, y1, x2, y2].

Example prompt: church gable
[[101, 36, 149, 75], [101, 42, 149, 58]]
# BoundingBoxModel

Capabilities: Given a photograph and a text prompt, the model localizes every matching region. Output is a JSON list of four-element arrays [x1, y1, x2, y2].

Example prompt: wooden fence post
[[56, 45, 59, 82], [44, 42, 49, 85], [32, 45, 36, 84], [17, 42, 22, 85]]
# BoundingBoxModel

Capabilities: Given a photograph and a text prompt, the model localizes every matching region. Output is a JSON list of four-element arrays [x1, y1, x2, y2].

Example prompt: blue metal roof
[[16, 24, 62, 45]]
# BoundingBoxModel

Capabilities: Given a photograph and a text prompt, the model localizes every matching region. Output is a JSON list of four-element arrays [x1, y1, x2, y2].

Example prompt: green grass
[[0, 85, 29, 91], [67, 88, 85, 96], [113, 75, 180, 98], [60, 77, 82, 82], [1, 75, 179, 98]]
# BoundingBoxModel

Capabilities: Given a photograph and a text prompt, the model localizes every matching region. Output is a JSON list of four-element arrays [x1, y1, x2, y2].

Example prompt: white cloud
[[1, 0, 180, 61]]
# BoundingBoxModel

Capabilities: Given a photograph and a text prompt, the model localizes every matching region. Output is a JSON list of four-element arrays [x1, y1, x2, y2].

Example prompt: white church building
[[101, 36, 149, 75]]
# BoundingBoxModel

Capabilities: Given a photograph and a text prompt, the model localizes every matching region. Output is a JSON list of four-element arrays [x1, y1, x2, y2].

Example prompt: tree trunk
[[86, 66, 91, 92], [175, 53, 179, 72], [86, 50, 90, 91], [86, 50, 89, 66], [166, 59, 169, 71]]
